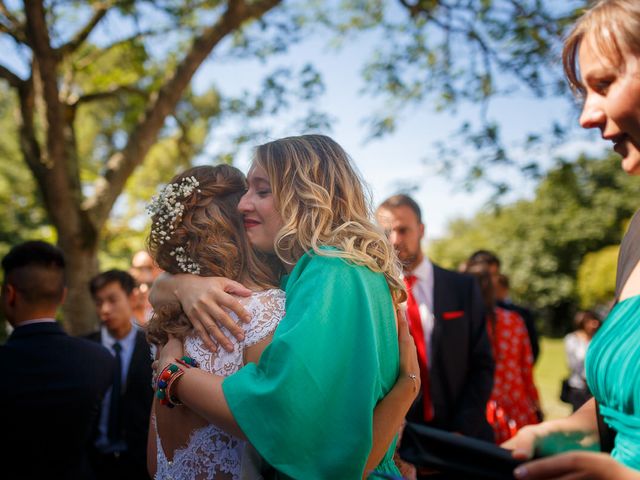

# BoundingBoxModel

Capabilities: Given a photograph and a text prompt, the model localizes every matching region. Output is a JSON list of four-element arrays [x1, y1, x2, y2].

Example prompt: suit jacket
[[403, 264, 495, 444], [0, 322, 114, 480], [86, 329, 154, 472]]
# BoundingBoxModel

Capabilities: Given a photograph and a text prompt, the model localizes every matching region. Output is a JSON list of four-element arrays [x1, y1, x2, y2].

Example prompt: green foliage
[[316, 0, 589, 192], [576, 245, 619, 309], [430, 153, 637, 334], [0, 86, 56, 258], [0, 0, 329, 282]]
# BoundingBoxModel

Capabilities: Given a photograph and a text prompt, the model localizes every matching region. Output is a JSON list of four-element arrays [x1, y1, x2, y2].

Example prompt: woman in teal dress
[[152, 134, 418, 479], [502, 1, 640, 478]]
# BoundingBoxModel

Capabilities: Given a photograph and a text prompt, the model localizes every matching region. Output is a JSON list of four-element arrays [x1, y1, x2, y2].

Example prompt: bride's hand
[[150, 273, 252, 352]]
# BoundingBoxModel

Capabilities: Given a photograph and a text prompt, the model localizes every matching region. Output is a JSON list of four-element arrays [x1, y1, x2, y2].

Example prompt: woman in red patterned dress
[[465, 260, 541, 443]]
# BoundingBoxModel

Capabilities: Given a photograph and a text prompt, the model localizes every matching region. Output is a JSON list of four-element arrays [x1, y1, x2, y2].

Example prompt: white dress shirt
[[405, 257, 436, 364]]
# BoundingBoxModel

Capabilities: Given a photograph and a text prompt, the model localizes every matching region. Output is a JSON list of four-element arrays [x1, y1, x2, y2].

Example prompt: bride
[[145, 164, 285, 479], [145, 161, 418, 479]]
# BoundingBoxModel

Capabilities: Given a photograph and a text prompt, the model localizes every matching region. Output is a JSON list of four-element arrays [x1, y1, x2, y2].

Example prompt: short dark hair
[[468, 250, 501, 268], [89, 269, 136, 297], [1, 241, 66, 304], [378, 194, 422, 224]]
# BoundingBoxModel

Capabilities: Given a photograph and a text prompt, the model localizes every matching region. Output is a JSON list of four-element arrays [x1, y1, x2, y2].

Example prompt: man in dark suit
[[377, 195, 494, 476], [87, 270, 153, 480], [0, 241, 114, 480], [468, 250, 540, 363]]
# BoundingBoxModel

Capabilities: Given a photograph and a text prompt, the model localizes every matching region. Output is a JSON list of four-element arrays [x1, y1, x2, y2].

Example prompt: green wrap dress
[[222, 248, 401, 479], [586, 295, 640, 470]]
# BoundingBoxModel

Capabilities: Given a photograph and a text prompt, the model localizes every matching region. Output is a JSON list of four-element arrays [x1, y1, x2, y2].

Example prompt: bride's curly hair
[[146, 164, 281, 345], [254, 134, 406, 305]]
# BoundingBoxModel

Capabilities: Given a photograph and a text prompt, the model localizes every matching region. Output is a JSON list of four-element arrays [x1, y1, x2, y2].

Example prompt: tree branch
[[73, 27, 172, 70], [0, 1, 28, 44], [70, 85, 148, 106], [0, 63, 23, 88], [0, 20, 27, 44], [56, 2, 111, 59], [85, 0, 282, 225], [24, 0, 82, 232], [0, 0, 20, 26]]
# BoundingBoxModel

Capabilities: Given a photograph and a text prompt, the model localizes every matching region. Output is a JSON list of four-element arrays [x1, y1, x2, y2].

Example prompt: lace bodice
[[155, 289, 285, 480]]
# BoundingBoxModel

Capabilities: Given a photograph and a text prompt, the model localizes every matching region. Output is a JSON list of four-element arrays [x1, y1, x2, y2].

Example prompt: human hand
[[397, 308, 420, 398], [502, 421, 599, 460], [151, 273, 252, 352], [513, 451, 639, 480]]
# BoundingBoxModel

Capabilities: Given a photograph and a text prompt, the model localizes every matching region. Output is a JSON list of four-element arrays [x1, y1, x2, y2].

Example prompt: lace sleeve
[[242, 289, 286, 348]]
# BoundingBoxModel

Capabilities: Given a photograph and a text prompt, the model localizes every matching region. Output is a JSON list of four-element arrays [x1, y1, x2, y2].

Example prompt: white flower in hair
[[146, 176, 200, 245], [171, 246, 201, 275]]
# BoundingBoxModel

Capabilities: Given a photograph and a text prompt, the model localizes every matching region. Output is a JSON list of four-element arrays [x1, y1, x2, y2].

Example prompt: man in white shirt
[[376, 195, 494, 460], [87, 269, 153, 480]]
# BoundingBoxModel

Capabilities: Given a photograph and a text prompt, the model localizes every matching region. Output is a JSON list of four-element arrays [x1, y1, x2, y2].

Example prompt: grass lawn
[[534, 337, 574, 420]]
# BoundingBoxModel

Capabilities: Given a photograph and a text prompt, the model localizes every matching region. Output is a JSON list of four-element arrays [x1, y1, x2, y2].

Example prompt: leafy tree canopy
[[315, 0, 588, 192], [430, 152, 636, 334]]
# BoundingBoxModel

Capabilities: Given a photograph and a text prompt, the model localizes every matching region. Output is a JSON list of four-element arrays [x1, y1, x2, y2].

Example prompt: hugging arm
[[364, 311, 420, 476], [157, 323, 420, 464], [150, 273, 252, 351], [156, 295, 419, 478]]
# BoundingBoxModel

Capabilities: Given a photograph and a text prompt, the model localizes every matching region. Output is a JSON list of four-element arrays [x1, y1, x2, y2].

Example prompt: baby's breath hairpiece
[[171, 246, 201, 275], [146, 176, 202, 274]]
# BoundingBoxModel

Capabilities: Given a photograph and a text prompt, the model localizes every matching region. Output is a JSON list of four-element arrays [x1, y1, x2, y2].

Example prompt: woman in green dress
[[503, 1, 640, 478], [152, 134, 417, 479]]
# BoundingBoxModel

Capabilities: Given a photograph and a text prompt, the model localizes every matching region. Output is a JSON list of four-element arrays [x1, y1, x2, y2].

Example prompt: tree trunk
[[5, 0, 284, 335], [57, 233, 100, 335]]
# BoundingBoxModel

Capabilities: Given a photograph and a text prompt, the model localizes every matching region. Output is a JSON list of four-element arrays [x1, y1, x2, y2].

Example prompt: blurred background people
[[464, 257, 541, 444], [87, 269, 153, 480], [469, 250, 540, 363], [377, 195, 494, 444], [129, 250, 163, 326], [376, 194, 494, 479], [562, 310, 601, 412], [0, 241, 114, 479]]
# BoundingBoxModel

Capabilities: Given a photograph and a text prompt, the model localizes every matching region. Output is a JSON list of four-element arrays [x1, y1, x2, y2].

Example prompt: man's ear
[[419, 222, 425, 240], [3, 284, 18, 307]]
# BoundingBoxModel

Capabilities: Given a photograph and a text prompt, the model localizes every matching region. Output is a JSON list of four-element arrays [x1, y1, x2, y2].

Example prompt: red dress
[[486, 307, 541, 443]]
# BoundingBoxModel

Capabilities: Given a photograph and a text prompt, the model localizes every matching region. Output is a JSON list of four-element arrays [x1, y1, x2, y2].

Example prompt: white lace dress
[[154, 289, 285, 480]]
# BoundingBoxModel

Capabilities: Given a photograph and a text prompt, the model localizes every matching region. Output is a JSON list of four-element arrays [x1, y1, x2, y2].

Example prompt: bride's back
[[153, 289, 285, 480]]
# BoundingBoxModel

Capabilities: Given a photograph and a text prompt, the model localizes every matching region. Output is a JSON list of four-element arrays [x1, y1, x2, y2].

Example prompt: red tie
[[404, 275, 434, 421]]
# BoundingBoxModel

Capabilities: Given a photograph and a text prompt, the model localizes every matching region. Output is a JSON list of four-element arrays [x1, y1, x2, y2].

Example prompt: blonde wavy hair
[[146, 164, 281, 345], [253, 134, 407, 304], [563, 0, 640, 94]]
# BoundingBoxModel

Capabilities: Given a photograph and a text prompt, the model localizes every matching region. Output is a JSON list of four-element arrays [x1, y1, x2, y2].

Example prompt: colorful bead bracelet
[[155, 356, 199, 408]]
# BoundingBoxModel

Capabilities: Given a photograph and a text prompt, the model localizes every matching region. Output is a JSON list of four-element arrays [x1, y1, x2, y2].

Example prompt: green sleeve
[[222, 252, 399, 480]]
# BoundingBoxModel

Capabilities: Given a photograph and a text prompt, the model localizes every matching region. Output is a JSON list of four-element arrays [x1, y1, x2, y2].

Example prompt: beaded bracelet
[[175, 355, 199, 369], [156, 363, 183, 408], [155, 356, 199, 408]]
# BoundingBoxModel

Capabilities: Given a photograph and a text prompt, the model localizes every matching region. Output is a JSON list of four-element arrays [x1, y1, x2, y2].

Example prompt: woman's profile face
[[578, 38, 640, 175], [238, 163, 284, 254]]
